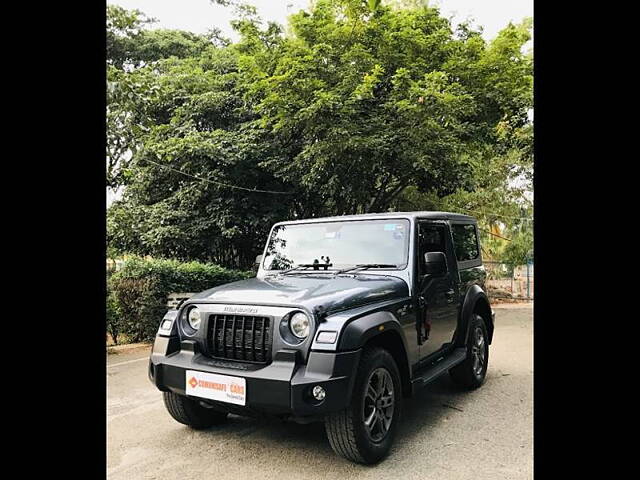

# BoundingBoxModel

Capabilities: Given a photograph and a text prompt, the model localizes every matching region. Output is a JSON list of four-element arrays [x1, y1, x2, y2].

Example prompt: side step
[[411, 347, 467, 389]]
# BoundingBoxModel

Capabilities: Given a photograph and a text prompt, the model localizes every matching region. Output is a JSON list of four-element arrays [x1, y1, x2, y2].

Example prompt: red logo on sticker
[[188, 376, 198, 388]]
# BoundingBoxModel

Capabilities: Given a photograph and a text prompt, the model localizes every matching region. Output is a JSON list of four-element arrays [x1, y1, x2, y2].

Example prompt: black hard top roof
[[274, 211, 475, 226]]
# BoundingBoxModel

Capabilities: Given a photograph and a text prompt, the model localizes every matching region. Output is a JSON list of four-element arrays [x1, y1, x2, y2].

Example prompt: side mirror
[[423, 252, 447, 275], [255, 254, 263, 266]]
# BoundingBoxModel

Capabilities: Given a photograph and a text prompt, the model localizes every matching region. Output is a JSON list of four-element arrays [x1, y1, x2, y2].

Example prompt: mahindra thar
[[148, 211, 495, 464]]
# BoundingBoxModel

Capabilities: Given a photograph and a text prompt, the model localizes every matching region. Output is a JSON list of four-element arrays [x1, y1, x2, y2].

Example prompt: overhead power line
[[135, 159, 533, 217], [140, 157, 294, 195], [458, 206, 533, 222], [479, 228, 512, 241]]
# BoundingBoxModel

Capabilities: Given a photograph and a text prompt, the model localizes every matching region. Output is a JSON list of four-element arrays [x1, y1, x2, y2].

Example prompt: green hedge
[[109, 257, 253, 343], [106, 277, 121, 344]]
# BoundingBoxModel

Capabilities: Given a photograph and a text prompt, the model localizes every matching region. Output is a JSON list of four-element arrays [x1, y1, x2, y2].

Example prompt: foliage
[[107, 5, 224, 69], [106, 1, 533, 268], [106, 5, 229, 188], [501, 222, 533, 265], [106, 45, 294, 265], [107, 5, 156, 70], [110, 256, 253, 343], [106, 276, 122, 345]]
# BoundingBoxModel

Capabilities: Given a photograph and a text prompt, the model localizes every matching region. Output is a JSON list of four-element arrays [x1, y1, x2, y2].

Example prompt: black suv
[[149, 212, 495, 464]]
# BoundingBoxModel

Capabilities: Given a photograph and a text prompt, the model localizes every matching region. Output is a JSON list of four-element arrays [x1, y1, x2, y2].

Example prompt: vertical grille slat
[[207, 314, 271, 364], [260, 318, 266, 362], [251, 317, 257, 362], [230, 316, 237, 359], [240, 316, 246, 360], [211, 315, 217, 357], [222, 315, 228, 358]]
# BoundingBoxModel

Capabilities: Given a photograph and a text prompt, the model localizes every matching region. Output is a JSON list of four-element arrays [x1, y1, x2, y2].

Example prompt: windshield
[[262, 219, 410, 271]]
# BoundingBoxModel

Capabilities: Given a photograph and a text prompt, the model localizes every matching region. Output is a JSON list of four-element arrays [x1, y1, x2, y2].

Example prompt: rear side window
[[451, 224, 479, 261]]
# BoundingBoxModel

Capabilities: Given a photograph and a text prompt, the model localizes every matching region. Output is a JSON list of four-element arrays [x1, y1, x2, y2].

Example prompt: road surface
[[107, 304, 532, 480]]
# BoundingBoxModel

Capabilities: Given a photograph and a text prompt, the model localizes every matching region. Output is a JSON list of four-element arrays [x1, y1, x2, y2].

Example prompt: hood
[[189, 273, 409, 315]]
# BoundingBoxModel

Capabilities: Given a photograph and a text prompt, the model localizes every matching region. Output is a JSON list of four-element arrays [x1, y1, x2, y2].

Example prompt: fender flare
[[337, 310, 412, 396], [454, 285, 494, 347], [338, 311, 408, 352], [338, 310, 408, 352]]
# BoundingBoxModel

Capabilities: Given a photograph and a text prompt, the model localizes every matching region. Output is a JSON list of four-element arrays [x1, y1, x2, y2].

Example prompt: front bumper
[[148, 336, 361, 419]]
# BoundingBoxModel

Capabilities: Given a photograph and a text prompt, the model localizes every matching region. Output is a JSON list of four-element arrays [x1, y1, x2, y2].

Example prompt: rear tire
[[163, 392, 228, 429], [325, 347, 402, 464], [449, 314, 489, 389]]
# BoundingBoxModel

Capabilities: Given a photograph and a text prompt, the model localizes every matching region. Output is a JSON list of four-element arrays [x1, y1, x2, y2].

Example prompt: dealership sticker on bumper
[[185, 370, 246, 406]]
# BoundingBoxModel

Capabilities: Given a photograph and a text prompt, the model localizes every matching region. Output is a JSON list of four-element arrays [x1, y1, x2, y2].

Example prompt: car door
[[416, 221, 461, 361]]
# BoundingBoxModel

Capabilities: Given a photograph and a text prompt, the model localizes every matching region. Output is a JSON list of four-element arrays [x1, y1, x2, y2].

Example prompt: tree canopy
[[107, 0, 533, 268]]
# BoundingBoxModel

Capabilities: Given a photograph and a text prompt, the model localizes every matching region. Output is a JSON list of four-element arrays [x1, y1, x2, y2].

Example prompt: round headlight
[[289, 312, 310, 339], [187, 307, 201, 331]]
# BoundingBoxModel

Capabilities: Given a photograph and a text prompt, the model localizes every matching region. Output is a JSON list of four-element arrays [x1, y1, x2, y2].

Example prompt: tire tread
[[163, 392, 227, 429], [325, 347, 399, 464], [449, 314, 489, 390]]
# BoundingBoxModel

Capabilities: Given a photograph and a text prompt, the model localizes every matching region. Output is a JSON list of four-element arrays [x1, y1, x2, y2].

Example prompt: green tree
[[106, 1, 533, 269], [244, 1, 532, 215], [107, 44, 295, 267], [106, 5, 229, 188]]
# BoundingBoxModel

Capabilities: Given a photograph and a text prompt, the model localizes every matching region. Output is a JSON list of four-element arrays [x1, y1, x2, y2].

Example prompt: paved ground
[[107, 304, 532, 480]]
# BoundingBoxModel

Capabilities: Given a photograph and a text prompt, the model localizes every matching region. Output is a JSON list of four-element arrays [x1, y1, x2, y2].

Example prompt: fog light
[[312, 385, 326, 401]]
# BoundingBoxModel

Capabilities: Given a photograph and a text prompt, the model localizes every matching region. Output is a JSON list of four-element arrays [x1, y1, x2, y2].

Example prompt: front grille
[[206, 314, 272, 364]]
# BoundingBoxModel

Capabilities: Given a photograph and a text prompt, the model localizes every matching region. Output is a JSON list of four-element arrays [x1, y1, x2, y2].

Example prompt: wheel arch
[[338, 311, 412, 398], [472, 296, 494, 344], [455, 285, 494, 347]]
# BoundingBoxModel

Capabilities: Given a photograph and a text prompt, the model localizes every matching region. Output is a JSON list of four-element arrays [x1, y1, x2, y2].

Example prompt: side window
[[451, 224, 479, 261]]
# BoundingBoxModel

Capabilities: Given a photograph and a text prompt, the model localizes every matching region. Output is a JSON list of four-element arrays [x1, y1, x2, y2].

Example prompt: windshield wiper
[[334, 264, 397, 275], [278, 263, 334, 275]]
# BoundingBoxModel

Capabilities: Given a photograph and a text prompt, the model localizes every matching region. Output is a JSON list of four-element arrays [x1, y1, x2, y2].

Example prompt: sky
[[106, 0, 533, 206], [107, 0, 533, 42]]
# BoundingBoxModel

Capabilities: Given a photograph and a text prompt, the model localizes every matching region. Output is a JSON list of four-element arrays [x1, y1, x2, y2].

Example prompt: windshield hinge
[[314, 305, 328, 322]]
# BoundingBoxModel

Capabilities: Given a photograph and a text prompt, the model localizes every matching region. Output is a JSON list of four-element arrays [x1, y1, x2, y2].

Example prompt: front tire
[[325, 347, 402, 464], [449, 314, 489, 389], [163, 392, 228, 429]]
